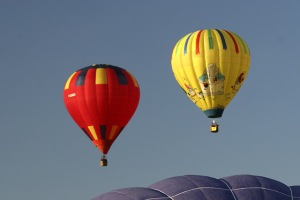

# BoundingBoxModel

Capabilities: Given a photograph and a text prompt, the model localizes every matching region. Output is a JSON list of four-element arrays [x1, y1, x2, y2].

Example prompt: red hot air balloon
[[63, 64, 140, 166]]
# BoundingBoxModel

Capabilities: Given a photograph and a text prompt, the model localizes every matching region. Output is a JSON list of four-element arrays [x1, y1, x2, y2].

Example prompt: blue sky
[[1, 1, 300, 199]]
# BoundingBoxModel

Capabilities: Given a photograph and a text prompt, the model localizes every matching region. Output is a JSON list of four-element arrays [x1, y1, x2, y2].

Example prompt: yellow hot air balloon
[[171, 29, 250, 132]]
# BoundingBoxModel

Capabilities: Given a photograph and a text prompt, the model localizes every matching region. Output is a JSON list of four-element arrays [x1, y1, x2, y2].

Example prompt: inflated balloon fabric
[[93, 175, 300, 200]]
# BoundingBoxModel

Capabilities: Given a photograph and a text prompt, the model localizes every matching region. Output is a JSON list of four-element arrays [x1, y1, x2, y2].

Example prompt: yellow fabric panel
[[171, 29, 250, 114], [127, 71, 139, 87], [95, 68, 107, 84], [88, 126, 98, 140], [64, 72, 76, 90], [108, 125, 118, 140]]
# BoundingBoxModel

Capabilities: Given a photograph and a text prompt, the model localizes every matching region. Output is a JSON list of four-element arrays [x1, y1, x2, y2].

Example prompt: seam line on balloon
[[289, 186, 294, 200], [232, 187, 293, 198], [220, 179, 237, 200], [147, 188, 174, 200], [171, 187, 231, 198]]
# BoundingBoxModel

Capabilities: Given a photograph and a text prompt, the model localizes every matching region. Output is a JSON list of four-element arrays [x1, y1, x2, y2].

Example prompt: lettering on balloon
[[68, 93, 76, 97]]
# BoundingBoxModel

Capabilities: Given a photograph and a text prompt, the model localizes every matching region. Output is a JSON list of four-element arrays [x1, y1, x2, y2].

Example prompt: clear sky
[[1, 1, 300, 199]]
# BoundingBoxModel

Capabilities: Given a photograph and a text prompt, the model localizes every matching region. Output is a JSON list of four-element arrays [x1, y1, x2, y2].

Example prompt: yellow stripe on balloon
[[88, 126, 98, 140], [95, 68, 107, 84], [64, 72, 76, 90], [127, 72, 139, 87]]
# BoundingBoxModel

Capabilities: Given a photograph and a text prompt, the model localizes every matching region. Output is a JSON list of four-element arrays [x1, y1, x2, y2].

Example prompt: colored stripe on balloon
[[95, 68, 108, 84], [113, 68, 128, 85], [82, 128, 93, 140], [127, 71, 139, 87], [64, 72, 76, 90], [100, 125, 106, 139], [208, 30, 213, 49], [76, 68, 88, 86], [184, 33, 193, 54], [88, 126, 98, 140], [216, 29, 227, 50], [109, 125, 118, 139], [195, 30, 203, 54], [224, 30, 239, 53], [236, 34, 248, 54], [174, 38, 183, 57]]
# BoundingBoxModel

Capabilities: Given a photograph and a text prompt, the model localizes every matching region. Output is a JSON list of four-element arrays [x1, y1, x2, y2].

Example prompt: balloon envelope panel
[[222, 175, 293, 200], [94, 187, 171, 200]]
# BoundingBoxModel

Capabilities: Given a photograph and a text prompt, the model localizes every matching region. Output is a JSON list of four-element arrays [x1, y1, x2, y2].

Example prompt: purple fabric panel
[[291, 186, 300, 198], [222, 175, 291, 194], [149, 175, 228, 196], [172, 188, 235, 200]]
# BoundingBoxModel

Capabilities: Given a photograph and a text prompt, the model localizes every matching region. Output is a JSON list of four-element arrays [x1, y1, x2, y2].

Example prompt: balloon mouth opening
[[204, 108, 224, 118]]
